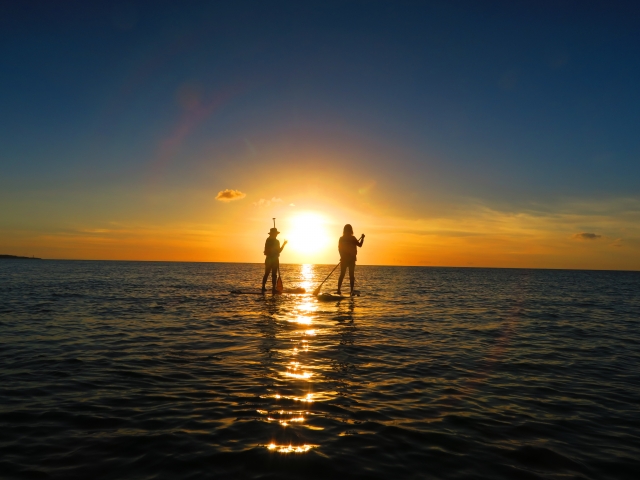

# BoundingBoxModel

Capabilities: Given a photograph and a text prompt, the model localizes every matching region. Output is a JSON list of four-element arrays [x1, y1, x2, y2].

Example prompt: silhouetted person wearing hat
[[262, 227, 287, 292], [337, 224, 364, 295]]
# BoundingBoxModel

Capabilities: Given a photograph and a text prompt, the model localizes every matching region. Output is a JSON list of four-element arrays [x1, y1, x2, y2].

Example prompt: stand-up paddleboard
[[315, 291, 360, 301], [230, 287, 306, 295]]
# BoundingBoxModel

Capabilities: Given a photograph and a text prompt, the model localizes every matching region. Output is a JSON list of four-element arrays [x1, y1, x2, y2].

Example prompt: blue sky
[[1, 1, 639, 267]]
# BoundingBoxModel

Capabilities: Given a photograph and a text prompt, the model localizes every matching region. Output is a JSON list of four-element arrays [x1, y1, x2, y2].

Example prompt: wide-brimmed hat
[[269, 227, 280, 234]]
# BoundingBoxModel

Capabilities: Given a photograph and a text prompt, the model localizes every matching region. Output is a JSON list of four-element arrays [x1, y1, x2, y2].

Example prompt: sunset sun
[[286, 212, 331, 256]]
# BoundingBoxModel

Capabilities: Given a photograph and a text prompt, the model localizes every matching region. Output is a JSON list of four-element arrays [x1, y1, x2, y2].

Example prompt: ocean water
[[1, 260, 639, 480]]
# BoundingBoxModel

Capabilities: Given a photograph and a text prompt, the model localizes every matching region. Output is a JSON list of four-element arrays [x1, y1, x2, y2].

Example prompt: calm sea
[[1, 260, 639, 480]]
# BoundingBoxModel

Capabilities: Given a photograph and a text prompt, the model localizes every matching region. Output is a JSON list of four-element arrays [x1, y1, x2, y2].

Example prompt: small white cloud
[[253, 197, 283, 208], [289, 203, 295, 207], [216, 189, 246, 202]]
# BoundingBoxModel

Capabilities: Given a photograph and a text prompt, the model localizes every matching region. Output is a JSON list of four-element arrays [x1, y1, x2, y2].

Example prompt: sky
[[1, 0, 639, 269]]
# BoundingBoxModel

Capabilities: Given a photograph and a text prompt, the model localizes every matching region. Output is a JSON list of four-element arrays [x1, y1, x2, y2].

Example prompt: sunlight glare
[[287, 213, 330, 255]]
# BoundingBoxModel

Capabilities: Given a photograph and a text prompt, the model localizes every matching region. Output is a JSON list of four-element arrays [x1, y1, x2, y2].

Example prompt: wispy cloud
[[253, 197, 283, 208], [216, 189, 246, 202], [572, 232, 602, 240]]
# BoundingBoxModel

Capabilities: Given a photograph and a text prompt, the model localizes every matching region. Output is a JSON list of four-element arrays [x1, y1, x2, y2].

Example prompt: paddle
[[276, 265, 284, 292], [274, 218, 284, 292], [312, 261, 341, 296]]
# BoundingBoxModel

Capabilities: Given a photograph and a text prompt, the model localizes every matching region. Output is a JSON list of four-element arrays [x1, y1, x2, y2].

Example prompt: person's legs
[[271, 260, 278, 290], [262, 261, 271, 290], [337, 262, 347, 294], [349, 263, 355, 293]]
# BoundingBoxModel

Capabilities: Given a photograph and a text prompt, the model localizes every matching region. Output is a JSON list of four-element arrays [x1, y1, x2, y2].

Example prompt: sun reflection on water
[[263, 393, 315, 402], [297, 302, 317, 313], [267, 443, 317, 453], [258, 264, 338, 454], [288, 316, 312, 325], [299, 263, 314, 293], [283, 360, 313, 379], [283, 371, 313, 379]]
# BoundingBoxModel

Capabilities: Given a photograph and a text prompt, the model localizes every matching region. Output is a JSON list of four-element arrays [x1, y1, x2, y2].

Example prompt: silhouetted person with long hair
[[337, 224, 364, 295], [262, 227, 287, 292]]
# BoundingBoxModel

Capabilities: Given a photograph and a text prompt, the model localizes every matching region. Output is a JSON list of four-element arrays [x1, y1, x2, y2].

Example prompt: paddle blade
[[276, 276, 284, 292]]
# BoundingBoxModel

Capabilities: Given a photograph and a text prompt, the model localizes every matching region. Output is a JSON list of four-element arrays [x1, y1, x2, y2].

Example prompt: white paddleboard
[[315, 291, 360, 301]]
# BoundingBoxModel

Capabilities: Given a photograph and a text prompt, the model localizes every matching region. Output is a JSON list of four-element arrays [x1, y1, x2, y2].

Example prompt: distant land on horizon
[[0, 254, 41, 260]]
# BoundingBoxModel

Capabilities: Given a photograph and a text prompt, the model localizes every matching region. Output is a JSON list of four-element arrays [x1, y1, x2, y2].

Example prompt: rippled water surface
[[1, 261, 639, 479]]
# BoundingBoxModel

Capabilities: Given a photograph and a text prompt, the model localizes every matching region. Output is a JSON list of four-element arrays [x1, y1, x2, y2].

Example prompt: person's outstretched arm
[[357, 234, 365, 247], [279, 240, 288, 252]]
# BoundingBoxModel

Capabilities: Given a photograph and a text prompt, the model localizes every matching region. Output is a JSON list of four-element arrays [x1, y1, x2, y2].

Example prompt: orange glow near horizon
[[2, 181, 639, 269]]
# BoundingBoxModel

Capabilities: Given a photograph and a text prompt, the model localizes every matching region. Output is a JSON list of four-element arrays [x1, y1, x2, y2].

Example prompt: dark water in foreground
[[1, 261, 639, 480]]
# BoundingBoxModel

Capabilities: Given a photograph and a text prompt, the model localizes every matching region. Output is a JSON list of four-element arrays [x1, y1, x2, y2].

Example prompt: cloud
[[572, 232, 602, 240], [252, 197, 283, 208], [216, 189, 246, 202]]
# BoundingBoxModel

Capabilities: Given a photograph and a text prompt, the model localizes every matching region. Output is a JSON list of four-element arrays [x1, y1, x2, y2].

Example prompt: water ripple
[[1, 261, 639, 479]]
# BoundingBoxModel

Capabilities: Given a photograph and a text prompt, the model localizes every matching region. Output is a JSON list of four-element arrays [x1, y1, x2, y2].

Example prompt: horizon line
[[2, 257, 638, 273]]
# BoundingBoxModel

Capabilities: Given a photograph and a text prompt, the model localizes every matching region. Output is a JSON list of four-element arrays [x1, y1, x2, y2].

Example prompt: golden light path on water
[[256, 264, 528, 455], [260, 264, 323, 453]]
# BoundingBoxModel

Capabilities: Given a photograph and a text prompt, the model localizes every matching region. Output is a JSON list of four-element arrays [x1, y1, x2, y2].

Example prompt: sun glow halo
[[286, 213, 331, 256]]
